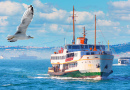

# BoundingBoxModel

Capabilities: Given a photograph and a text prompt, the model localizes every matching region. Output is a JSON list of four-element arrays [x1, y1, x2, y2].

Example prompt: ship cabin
[[49, 37, 112, 73], [64, 44, 105, 52]]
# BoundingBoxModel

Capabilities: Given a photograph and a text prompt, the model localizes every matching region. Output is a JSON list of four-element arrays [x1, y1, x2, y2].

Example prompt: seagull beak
[[31, 37, 34, 39], [7, 36, 14, 40]]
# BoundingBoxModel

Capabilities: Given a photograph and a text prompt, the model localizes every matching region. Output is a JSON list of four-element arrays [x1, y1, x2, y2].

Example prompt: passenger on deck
[[55, 65, 59, 72]]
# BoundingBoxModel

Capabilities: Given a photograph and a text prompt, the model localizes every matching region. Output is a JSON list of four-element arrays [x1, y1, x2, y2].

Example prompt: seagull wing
[[15, 5, 34, 35]]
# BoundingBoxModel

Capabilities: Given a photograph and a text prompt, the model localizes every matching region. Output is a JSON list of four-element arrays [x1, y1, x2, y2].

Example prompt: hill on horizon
[[110, 42, 130, 54]]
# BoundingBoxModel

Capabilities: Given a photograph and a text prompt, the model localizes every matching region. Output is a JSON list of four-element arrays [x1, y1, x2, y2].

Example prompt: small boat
[[118, 57, 130, 65], [48, 6, 114, 80]]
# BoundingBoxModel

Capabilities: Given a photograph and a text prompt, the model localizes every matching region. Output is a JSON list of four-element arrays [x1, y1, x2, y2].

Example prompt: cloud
[[0, 16, 8, 26], [22, 3, 28, 9], [73, 11, 93, 24], [33, 0, 55, 13], [110, 0, 130, 9], [34, 0, 105, 25], [93, 11, 105, 17], [67, 11, 105, 24], [39, 8, 106, 25], [127, 30, 130, 34], [36, 23, 47, 33], [39, 9, 68, 23], [108, 0, 130, 21], [35, 23, 66, 35], [49, 24, 65, 34], [127, 25, 130, 28], [113, 27, 121, 32], [97, 19, 120, 26], [120, 14, 130, 20], [38, 29, 46, 33], [0, 1, 27, 15], [50, 24, 58, 31]]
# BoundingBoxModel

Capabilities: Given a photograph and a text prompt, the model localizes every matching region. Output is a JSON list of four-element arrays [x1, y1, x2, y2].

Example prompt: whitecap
[[37, 74, 49, 76], [2, 84, 12, 87], [28, 76, 50, 79], [113, 64, 127, 66]]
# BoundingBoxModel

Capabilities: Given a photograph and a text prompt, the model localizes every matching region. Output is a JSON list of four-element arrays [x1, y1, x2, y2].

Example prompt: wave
[[32, 77, 50, 79], [2, 84, 12, 87], [10, 68, 24, 71], [113, 64, 127, 66], [108, 75, 130, 80], [37, 74, 49, 76]]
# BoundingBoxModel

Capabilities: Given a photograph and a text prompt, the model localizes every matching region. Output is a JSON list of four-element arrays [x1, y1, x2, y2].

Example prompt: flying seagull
[[7, 5, 34, 42]]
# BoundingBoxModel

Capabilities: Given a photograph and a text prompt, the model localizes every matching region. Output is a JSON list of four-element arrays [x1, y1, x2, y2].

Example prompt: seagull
[[7, 5, 34, 42]]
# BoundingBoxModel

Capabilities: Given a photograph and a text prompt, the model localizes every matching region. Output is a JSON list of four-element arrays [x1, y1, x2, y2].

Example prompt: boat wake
[[28, 74, 50, 79], [28, 75, 102, 80], [28, 73, 107, 80], [50, 76, 101, 80], [32, 77, 50, 79], [30, 75, 104, 81]]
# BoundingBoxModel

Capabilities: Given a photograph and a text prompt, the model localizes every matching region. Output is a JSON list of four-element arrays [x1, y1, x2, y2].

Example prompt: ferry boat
[[118, 57, 130, 65], [48, 6, 114, 80], [11, 53, 37, 60]]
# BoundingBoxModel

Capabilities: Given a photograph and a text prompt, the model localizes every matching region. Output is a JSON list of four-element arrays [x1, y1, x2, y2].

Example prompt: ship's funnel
[[76, 37, 88, 44]]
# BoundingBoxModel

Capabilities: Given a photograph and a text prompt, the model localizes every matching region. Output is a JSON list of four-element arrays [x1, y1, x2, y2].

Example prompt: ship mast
[[93, 15, 97, 51], [72, 6, 75, 44], [83, 26, 86, 38]]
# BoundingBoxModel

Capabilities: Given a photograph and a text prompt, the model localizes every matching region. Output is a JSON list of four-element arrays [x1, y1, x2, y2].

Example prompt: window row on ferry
[[51, 51, 106, 60], [51, 50, 110, 60], [51, 53, 77, 60], [63, 62, 77, 70], [65, 45, 105, 50]]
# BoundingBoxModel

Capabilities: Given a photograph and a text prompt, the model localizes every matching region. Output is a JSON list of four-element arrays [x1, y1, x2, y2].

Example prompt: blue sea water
[[0, 59, 130, 90]]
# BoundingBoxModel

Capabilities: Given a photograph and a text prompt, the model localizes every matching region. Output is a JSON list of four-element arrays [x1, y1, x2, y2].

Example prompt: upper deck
[[65, 44, 105, 52], [51, 44, 106, 57]]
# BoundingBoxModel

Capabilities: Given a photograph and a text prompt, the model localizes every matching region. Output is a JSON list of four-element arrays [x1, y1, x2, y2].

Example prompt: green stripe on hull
[[48, 70, 113, 78], [62, 71, 101, 77], [59, 70, 113, 77]]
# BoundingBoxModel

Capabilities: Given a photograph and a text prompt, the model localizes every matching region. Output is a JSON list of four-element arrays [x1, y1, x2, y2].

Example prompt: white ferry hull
[[48, 55, 114, 80]]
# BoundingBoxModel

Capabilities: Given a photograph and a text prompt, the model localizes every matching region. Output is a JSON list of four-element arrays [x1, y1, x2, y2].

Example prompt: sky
[[0, 0, 130, 47]]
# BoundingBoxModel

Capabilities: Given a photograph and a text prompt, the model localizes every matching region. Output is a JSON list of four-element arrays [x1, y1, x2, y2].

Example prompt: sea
[[0, 59, 130, 90]]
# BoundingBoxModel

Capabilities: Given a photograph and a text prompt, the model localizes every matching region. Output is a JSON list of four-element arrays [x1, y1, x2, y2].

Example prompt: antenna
[[108, 40, 109, 51], [82, 26, 87, 38], [64, 38, 66, 46], [93, 15, 97, 51], [98, 42, 101, 45]]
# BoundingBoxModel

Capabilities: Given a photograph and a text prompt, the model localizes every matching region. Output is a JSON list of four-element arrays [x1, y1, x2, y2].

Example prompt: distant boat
[[118, 57, 130, 65], [11, 54, 37, 60]]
